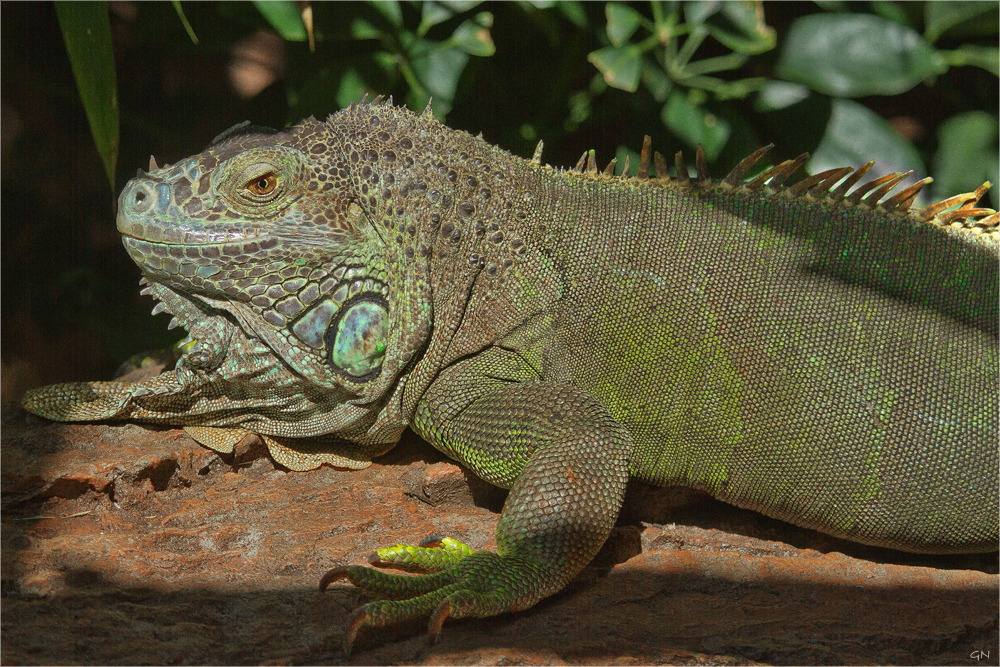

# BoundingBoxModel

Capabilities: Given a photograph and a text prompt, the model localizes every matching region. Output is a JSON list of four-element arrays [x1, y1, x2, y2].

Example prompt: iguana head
[[26, 101, 487, 457], [118, 117, 402, 387]]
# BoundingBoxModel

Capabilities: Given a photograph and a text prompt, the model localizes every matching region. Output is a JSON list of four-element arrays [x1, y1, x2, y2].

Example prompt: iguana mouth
[[117, 177, 273, 246], [117, 216, 269, 247], [119, 229, 269, 245]]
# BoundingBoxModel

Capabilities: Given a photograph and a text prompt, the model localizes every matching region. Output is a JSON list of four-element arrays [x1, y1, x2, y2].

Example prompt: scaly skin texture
[[23, 100, 999, 655]]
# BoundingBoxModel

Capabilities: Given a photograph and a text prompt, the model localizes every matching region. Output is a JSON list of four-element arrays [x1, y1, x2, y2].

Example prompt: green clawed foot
[[320, 538, 549, 657]]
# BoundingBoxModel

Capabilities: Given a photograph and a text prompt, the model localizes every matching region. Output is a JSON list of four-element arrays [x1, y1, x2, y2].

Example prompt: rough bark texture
[[3, 405, 997, 666]]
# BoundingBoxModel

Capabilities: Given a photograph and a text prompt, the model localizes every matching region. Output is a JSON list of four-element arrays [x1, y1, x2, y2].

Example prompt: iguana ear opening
[[325, 295, 389, 380]]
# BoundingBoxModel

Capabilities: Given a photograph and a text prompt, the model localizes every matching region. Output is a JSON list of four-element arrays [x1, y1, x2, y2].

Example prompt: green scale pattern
[[22, 100, 999, 655]]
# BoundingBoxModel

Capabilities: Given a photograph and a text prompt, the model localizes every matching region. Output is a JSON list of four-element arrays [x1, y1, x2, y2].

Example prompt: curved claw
[[318, 565, 352, 592], [427, 598, 453, 645], [337, 591, 459, 657], [342, 606, 369, 658]]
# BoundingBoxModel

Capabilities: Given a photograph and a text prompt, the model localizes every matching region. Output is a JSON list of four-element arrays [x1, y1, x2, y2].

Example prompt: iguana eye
[[246, 172, 278, 196]]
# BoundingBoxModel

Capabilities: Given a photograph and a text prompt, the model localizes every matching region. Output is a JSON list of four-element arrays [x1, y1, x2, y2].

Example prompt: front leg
[[323, 380, 632, 655]]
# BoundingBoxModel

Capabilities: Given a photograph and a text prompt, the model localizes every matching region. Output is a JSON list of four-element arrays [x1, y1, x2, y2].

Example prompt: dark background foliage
[[2, 1, 997, 402]]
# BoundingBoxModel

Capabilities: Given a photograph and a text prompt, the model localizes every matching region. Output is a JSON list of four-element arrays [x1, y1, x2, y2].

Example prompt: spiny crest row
[[344, 94, 997, 234], [148, 93, 999, 236], [348, 93, 434, 118], [535, 136, 999, 234]]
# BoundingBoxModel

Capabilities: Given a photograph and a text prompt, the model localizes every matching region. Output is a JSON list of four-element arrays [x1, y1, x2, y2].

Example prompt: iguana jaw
[[88, 278, 398, 440]]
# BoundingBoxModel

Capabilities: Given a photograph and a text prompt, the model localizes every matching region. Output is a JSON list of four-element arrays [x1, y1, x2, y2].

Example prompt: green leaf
[[753, 80, 809, 113], [567, 89, 593, 128], [705, 2, 776, 55], [451, 13, 495, 56], [443, 0, 483, 13], [588, 46, 642, 92], [684, 1, 720, 26], [641, 60, 672, 102], [809, 99, 923, 179], [776, 14, 948, 97], [419, 2, 454, 35], [253, 1, 307, 41], [351, 17, 381, 40], [557, 1, 587, 28], [925, 1, 998, 43], [55, 1, 118, 190], [605, 3, 641, 48], [411, 46, 469, 116], [336, 69, 371, 109], [661, 90, 730, 160], [870, 1, 913, 29], [932, 111, 999, 205], [373, 51, 397, 75], [370, 0, 402, 27]]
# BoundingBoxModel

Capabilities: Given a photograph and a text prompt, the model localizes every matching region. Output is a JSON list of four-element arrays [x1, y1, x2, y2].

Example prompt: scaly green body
[[456, 173, 997, 552], [23, 100, 999, 653]]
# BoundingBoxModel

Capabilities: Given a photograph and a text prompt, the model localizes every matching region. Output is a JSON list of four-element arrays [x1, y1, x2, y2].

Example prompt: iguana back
[[494, 163, 997, 553]]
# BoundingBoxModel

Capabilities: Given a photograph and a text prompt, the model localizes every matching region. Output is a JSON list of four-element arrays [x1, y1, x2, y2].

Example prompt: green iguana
[[23, 97, 999, 656]]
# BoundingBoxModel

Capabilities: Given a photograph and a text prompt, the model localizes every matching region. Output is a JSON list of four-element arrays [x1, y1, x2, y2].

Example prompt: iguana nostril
[[123, 183, 156, 214]]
